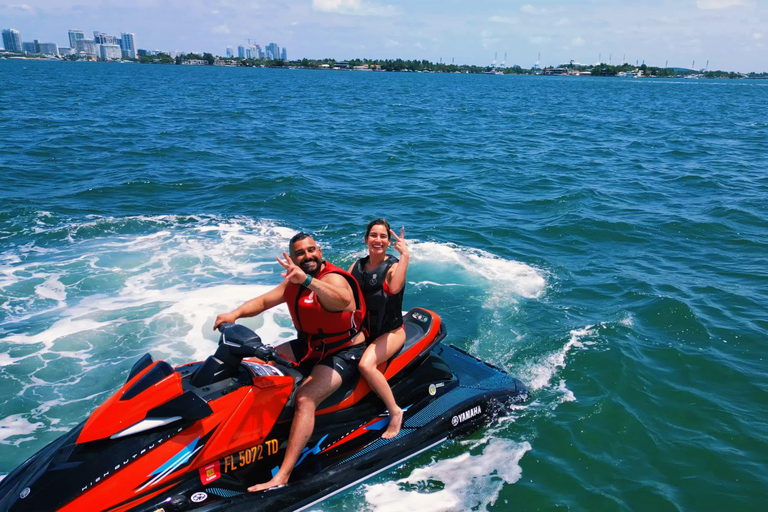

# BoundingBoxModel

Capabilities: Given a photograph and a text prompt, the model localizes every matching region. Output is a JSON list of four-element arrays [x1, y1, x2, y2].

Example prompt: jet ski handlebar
[[217, 322, 296, 369]]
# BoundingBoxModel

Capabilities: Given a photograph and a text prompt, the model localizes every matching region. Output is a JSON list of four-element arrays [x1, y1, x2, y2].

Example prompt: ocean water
[[1, 61, 767, 511]]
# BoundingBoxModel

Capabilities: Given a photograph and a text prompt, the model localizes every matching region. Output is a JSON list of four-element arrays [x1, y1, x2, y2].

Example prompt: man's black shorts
[[289, 338, 365, 383]]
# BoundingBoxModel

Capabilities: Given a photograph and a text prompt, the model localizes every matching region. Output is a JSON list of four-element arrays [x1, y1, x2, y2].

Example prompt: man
[[213, 232, 366, 492]]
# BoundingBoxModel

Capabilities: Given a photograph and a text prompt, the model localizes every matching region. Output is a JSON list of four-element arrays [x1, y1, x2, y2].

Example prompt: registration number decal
[[223, 439, 279, 473]]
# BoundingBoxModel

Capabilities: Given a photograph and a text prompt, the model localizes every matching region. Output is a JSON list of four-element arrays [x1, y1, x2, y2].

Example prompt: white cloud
[[415, 42, 425, 49], [529, 35, 551, 44], [571, 36, 584, 46], [754, 32, 763, 39], [211, 9, 220, 14], [489, 15, 518, 24], [211, 25, 230, 34], [312, 0, 401, 16], [5, 3, 33, 14], [696, 0, 744, 9], [556, 18, 569, 26], [385, 39, 400, 47], [520, 4, 553, 15]]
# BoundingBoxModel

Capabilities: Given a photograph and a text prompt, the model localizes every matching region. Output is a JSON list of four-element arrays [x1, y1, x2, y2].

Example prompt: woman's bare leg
[[358, 328, 406, 439]]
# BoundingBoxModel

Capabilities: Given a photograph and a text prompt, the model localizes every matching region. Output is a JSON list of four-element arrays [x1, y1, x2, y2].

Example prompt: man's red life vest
[[284, 261, 366, 362]]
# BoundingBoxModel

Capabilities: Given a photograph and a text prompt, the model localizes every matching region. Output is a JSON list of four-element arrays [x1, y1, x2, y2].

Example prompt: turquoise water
[[1, 61, 768, 511]]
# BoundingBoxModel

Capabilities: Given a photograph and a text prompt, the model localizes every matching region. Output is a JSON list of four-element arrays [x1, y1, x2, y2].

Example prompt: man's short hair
[[289, 232, 313, 255]]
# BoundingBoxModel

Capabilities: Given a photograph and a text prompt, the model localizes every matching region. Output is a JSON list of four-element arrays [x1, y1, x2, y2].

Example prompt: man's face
[[290, 237, 323, 276]]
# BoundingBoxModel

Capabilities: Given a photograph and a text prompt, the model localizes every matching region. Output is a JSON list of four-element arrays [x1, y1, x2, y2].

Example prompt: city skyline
[[3, 25, 289, 62], [1, 0, 766, 72]]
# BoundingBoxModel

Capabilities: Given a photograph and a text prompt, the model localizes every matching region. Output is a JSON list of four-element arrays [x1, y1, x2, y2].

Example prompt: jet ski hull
[[0, 309, 528, 512]]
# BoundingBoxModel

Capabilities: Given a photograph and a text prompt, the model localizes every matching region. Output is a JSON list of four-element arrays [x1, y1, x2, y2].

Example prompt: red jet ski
[[0, 308, 528, 512]]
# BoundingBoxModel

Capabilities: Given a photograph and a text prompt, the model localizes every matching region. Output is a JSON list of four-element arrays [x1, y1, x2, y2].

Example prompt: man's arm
[[310, 272, 355, 312], [277, 252, 356, 313], [213, 281, 288, 330]]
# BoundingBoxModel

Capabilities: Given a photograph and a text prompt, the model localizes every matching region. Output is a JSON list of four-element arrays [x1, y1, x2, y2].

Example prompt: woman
[[349, 218, 409, 439]]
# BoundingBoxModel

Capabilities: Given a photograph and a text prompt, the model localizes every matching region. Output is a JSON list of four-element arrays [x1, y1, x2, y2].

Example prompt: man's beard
[[300, 257, 323, 276]]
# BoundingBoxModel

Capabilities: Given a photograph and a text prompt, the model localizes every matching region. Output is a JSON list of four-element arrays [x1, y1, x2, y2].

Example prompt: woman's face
[[366, 224, 390, 255]]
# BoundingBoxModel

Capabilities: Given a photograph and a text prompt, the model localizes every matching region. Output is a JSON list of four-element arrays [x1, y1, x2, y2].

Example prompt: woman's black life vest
[[351, 254, 404, 340]]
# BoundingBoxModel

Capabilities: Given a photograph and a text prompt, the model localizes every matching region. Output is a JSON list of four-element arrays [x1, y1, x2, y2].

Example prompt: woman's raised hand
[[390, 227, 409, 258], [276, 252, 308, 284]]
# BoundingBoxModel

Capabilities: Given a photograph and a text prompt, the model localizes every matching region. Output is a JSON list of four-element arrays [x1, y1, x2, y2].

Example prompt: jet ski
[[0, 308, 528, 512]]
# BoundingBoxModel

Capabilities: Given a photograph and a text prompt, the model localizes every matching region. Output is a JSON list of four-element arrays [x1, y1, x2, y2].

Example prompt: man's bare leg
[[248, 364, 342, 492]]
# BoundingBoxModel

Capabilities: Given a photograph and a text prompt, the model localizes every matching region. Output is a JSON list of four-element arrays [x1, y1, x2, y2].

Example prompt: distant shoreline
[[2, 54, 766, 78]]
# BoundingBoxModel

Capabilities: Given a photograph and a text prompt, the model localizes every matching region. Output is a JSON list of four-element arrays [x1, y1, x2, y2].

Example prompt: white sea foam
[[362, 438, 531, 511], [34, 274, 67, 303], [408, 281, 463, 288], [0, 414, 45, 446], [1, 216, 298, 366], [409, 241, 546, 299], [556, 379, 576, 403], [5, 318, 117, 350], [144, 284, 295, 362], [527, 325, 596, 391], [0, 352, 21, 367]]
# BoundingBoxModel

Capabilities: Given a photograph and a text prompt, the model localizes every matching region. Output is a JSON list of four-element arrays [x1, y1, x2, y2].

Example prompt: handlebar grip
[[255, 346, 296, 369], [217, 322, 236, 333], [272, 353, 296, 369]]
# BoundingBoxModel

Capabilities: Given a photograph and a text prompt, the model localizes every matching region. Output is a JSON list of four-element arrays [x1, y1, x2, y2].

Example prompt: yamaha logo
[[369, 274, 377, 285], [19, 487, 30, 499], [191, 492, 208, 503], [450, 406, 482, 427]]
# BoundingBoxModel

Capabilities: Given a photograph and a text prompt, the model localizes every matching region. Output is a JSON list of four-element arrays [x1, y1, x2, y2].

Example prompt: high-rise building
[[22, 42, 36, 53], [100, 44, 122, 60], [237, 45, 245, 58], [226, 46, 234, 58], [255, 44, 263, 58], [120, 33, 137, 59], [68, 30, 84, 50], [266, 43, 279, 61], [93, 32, 118, 45], [38, 42, 58, 55], [281, 48, 287, 61], [59, 47, 74, 56], [2, 29, 23, 52], [76, 38, 97, 55]]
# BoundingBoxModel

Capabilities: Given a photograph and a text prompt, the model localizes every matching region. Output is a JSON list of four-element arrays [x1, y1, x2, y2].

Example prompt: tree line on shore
[[137, 53, 768, 78], [8, 49, 766, 78]]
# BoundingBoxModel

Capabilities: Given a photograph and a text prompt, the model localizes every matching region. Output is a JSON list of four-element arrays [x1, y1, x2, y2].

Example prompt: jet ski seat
[[314, 308, 445, 413]]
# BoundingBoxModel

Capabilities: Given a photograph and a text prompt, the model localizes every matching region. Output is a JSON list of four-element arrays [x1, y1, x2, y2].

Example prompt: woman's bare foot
[[247, 473, 288, 493], [382, 407, 403, 439]]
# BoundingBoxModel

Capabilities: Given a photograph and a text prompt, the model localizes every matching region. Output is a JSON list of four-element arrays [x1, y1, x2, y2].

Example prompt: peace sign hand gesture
[[276, 252, 308, 284], [390, 227, 409, 259]]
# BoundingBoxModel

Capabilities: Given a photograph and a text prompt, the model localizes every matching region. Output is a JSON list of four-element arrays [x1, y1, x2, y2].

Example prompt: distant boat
[[484, 69, 504, 75]]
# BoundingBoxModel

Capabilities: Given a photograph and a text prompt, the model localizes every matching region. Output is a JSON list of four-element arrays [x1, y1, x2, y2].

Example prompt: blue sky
[[2, 0, 766, 71]]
